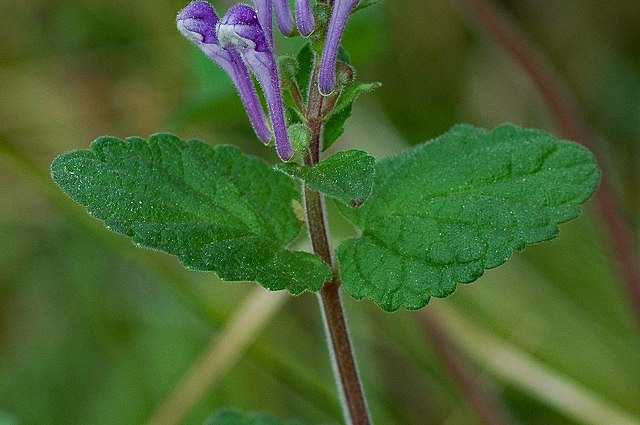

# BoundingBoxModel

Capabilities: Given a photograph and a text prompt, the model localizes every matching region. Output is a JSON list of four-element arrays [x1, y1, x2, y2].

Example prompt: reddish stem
[[302, 36, 372, 425], [421, 311, 518, 425]]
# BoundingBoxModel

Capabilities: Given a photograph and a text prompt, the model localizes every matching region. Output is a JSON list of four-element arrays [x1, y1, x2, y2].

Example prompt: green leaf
[[51, 134, 330, 294], [295, 43, 315, 102], [332, 82, 381, 116], [276, 150, 376, 207], [205, 409, 306, 425], [322, 105, 351, 150], [323, 82, 381, 150], [283, 101, 305, 125], [337, 46, 351, 65], [337, 124, 600, 312], [277, 55, 298, 90], [354, 0, 382, 13]]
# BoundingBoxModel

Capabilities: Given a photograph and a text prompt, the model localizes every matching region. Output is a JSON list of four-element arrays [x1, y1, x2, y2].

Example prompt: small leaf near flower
[[323, 81, 381, 151], [276, 150, 375, 207]]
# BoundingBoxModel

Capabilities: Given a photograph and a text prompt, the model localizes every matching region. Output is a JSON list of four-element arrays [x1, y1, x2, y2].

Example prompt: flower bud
[[176, 0, 218, 44], [295, 0, 316, 37], [217, 4, 269, 52], [218, 4, 294, 161], [177, 1, 272, 144], [318, 0, 359, 95], [274, 0, 295, 36]]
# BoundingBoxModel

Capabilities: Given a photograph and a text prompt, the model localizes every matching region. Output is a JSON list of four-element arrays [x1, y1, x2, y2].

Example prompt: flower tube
[[217, 4, 294, 161], [177, 1, 272, 143], [273, 0, 295, 36], [252, 0, 273, 46], [295, 0, 315, 37], [318, 0, 358, 95], [252, 0, 295, 41]]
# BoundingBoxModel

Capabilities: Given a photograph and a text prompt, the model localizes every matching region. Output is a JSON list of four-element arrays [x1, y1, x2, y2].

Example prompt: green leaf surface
[[337, 124, 600, 311], [205, 409, 305, 425], [276, 150, 376, 207], [322, 105, 351, 150], [323, 82, 381, 150], [354, 0, 382, 12], [283, 101, 304, 126], [51, 134, 330, 294], [337, 46, 351, 65], [295, 44, 315, 102]]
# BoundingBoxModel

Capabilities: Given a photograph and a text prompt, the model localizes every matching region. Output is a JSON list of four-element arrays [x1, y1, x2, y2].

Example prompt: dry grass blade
[[147, 288, 288, 425], [430, 305, 640, 425]]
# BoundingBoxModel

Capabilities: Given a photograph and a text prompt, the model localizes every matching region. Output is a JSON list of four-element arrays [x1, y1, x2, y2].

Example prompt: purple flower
[[252, 0, 294, 38], [318, 0, 358, 95], [216, 4, 270, 52], [273, 0, 295, 36], [177, 1, 271, 144], [295, 0, 315, 37], [217, 4, 294, 161], [252, 0, 274, 46]]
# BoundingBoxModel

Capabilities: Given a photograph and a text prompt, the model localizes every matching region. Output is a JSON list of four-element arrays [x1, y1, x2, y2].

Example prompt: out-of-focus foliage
[[1, 1, 639, 425], [204, 408, 306, 425]]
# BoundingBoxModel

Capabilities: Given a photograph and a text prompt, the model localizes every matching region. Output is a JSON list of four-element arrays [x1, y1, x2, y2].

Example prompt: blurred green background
[[1, 0, 639, 424]]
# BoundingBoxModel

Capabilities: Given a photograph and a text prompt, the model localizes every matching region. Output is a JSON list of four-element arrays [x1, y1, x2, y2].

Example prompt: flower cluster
[[177, 0, 358, 161]]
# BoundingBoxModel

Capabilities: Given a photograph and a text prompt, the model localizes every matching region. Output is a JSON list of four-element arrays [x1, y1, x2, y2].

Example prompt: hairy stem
[[304, 185, 372, 425], [302, 62, 372, 425], [462, 0, 640, 328]]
